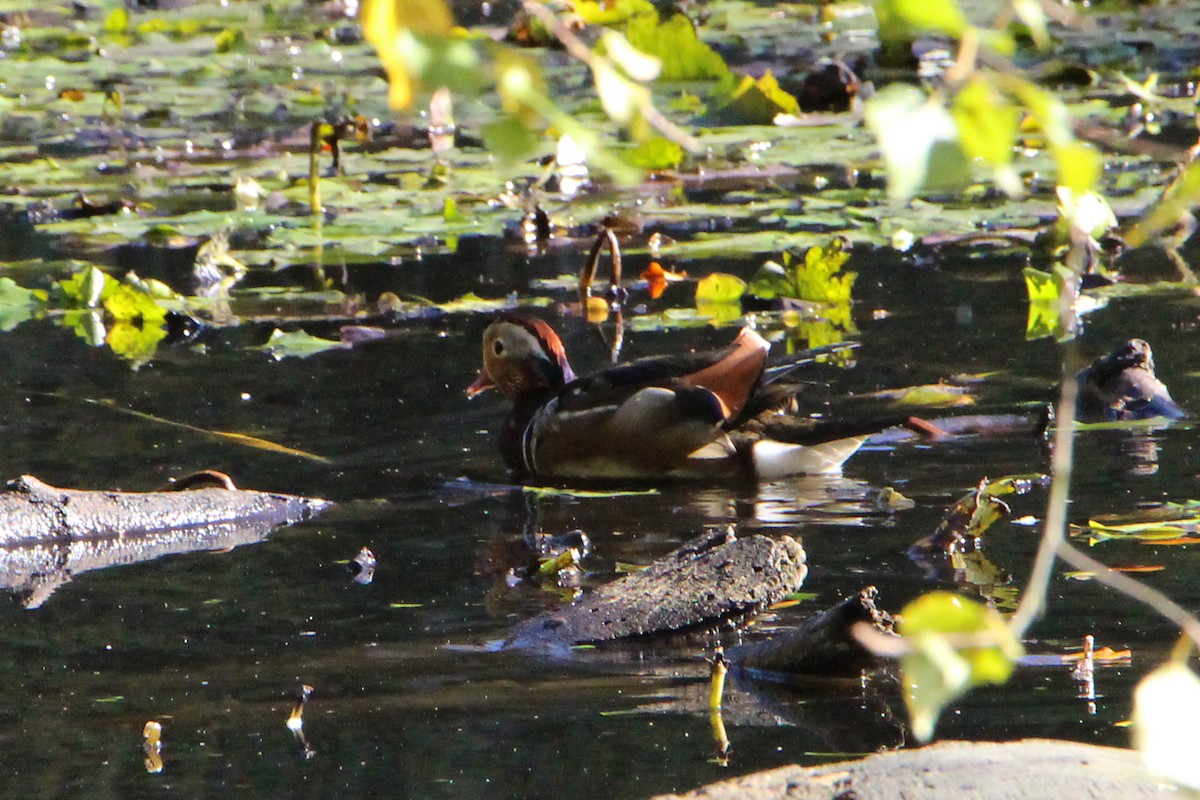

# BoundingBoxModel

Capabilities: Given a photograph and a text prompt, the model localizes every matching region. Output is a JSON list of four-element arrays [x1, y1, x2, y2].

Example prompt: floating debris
[[143, 720, 163, 774], [350, 547, 377, 585], [287, 684, 316, 759]]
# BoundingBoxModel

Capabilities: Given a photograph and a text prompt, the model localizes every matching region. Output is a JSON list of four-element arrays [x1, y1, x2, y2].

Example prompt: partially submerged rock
[[652, 739, 1178, 800], [504, 528, 807, 652], [1077, 338, 1185, 422], [0, 475, 329, 608], [726, 586, 896, 676]]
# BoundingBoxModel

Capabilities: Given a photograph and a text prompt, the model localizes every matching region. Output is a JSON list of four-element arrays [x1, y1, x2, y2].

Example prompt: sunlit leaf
[[719, 71, 800, 125], [1134, 662, 1200, 790], [864, 84, 968, 200], [875, 0, 967, 45], [260, 328, 349, 360], [57, 265, 115, 308], [625, 137, 684, 170], [1011, 0, 1050, 48], [0, 277, 45, 332], [522, 486, 658, 498], [1054, 142, 1102, 194], [900, 592, 1022, 742], [599, 30, 661, 82], [694, 273, 746, 304], [952, 75, 1019, 168], [360, 0, 454, 110], [1057, 186, 1117, 240], [885, 384, 975, 407], [573, 0, 656, 26], [482, 115, 540, 162], [624, 12, 729, 81], [1128, 158, 1200, 247], [107, 320, 167, 365]]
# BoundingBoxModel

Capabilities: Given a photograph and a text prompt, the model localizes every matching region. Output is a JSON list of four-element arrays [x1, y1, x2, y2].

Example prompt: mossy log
[[504, 528, 807, 652]]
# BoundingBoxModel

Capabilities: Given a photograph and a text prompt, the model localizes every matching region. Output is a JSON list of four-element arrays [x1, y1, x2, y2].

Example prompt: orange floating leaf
[[640, 261, 686, 300]]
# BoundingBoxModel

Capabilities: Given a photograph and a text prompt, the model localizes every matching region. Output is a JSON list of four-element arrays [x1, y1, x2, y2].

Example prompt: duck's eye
[[493, 340, 505, 356]]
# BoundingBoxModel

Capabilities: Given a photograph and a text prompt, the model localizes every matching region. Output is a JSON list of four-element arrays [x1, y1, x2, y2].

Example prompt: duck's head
[[466, 313, 576, 399]]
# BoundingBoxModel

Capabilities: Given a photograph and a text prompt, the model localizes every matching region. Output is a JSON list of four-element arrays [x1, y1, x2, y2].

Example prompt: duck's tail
[[749, 435, 869, 480]]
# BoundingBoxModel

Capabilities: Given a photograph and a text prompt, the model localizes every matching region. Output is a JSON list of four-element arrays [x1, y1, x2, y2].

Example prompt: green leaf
[[694, 273, 746, 304], [57, 265, 116, 308], [104, 284, 168, 324], [1023, 265, 1075, 340], [107, 319, 167, 365], [719, 71, 800, 125], [876, 0, 967, 45], [624, 13, 729, 81], [1011, 0, 1050, 48], [796, 238, 855, 303], [900, 592, 1022, 742], [1129, 158, 1200, 247], [102, 7, 129, 34], [864, 84, 969, 200], [481, 116, 540, 163], [0, 277, 44, 332], [1134, 662, 1200, 790], [573, 0, 656, 26], [747, 260, 795, 300], [260, 329, 349, 360], [952, 76, 1019, 167], [1054, 141, 1101, 194], [624, 137, 684, 170]]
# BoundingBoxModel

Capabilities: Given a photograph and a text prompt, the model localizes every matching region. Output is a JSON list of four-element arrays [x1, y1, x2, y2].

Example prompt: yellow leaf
[[694, 273, 746, 304]]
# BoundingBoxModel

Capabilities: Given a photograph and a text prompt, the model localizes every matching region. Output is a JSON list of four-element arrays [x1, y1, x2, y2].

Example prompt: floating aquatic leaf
[[260, 329, 349, 360], [718, 71, 800, 125], [899, 592, 1022, 742], [639, 262, 687, 299], [0, 278, 45, 332], [536, 548, 580, 576], [625, 137, 684, 171], [1066, 566, 1164, 581], [694, 273, 746, 304], [522, 486, 659, 499], [877, 383, 975, 407]]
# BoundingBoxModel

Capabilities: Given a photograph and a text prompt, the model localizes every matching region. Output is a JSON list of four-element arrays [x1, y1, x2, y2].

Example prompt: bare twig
[[1009, 346, 1080, 637]]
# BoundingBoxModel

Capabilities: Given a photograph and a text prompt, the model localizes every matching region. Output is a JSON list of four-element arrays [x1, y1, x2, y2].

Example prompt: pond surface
[[3, 0, 1200, 795], [0, 235, 1196, 798]]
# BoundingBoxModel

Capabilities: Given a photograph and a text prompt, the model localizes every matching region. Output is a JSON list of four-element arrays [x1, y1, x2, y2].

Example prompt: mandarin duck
[[466, 312, 868, 481], [1076, 338, 1184, 422]]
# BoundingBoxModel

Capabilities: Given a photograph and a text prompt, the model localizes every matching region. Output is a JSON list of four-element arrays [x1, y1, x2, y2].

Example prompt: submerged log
[[0, 475, 330, 608], [651, 739, 1176, 800], [504, 528, 807, 652], [726, 586, 897, 676]]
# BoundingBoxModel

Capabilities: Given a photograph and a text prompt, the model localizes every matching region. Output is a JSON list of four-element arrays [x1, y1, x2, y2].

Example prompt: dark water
[[0, 240, 1197, 798]]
